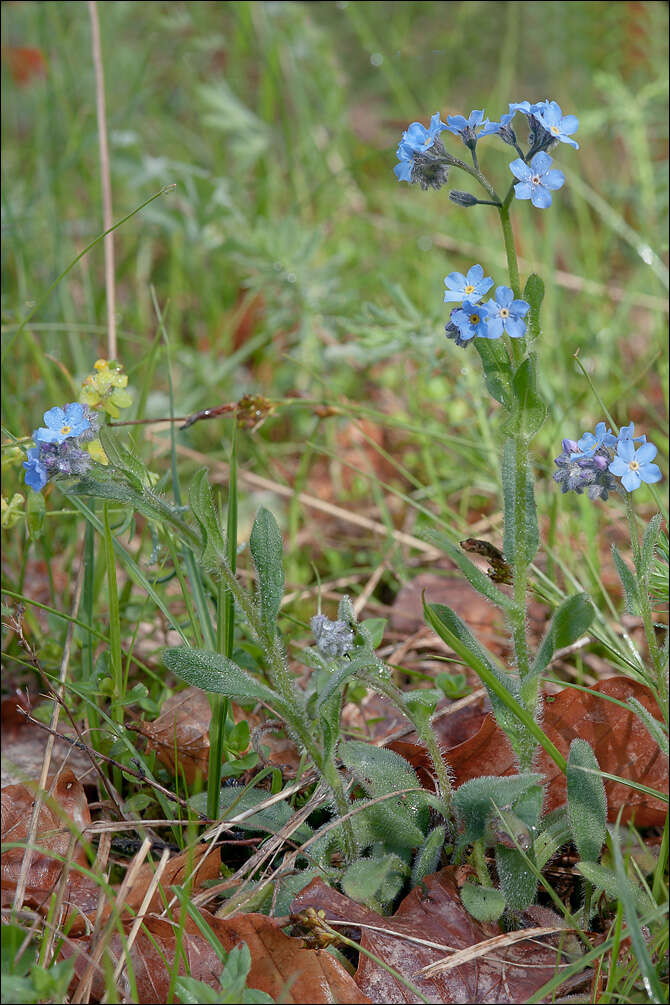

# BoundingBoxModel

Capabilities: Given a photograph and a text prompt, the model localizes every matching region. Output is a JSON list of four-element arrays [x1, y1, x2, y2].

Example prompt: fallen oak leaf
[[389, 678, 667, 828], [63, 908, 370, 1003], [291, 868, 582, 1004], [1, 769, 101, 931], [133, 686, 300, 782]]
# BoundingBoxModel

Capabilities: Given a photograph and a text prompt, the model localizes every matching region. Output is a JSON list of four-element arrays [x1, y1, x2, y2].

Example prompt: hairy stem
[[625, 494, 669, 724]]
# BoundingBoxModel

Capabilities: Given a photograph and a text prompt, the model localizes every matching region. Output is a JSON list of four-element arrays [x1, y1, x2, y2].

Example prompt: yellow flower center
[[531, 174, 541, 185], [60, 425, 72, 435], [551, 125, 559, 135], [500, 308, 510, 318], [469, 313, 480, 324], [464, 284, 475, 295], [629, 460, 640, 472]]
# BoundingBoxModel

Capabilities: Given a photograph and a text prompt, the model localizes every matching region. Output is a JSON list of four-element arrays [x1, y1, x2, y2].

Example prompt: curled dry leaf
[[64, 908, 370, 1004], [1, 769, 100, 931], [1, 694, 94, 787], [291, 868, 581, 1004], [135, 686, 300, 783], [389, 678, 667, 827]]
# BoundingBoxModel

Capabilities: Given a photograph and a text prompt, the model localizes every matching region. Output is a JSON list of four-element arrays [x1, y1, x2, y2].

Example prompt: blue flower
[[451, 300, 490, 342], [23, 447, 48, 492], [443, 264, 494, 304], [444, 109, 489, 148], [618, 422, 646, 446], [509, 100, 547, 116], [509, 152, 565, 208], [573, 422, 617, 458], [394, 144, 414, 182], [609, 440, 662, 492], [34, 402, 90, 445], [479, 110, 516, 138], [394, 113, 447, 183], [533, 101, 579, 149], [484, 286, 530, 339], [400, 113, 447, 153]]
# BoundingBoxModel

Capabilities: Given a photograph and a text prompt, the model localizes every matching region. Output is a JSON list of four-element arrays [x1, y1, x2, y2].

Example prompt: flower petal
[[530, 187, 552, 209], [509, 158, 531, 180], [636, 442, 658, 464], [640, 463, 662, 484], [542, 169, 565, 190]]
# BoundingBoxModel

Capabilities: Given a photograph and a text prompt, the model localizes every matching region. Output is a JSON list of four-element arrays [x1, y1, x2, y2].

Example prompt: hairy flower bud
[[449, 190, 479, 207]]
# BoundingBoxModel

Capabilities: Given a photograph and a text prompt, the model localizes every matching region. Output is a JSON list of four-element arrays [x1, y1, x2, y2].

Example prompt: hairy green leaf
[[460, 882, 506, 922], [249, 507, 284, 634], [453, 774, 543, 844], [162, 646, 287, 714], [473, 338, 514, 408], [341, 853, 409, 912], [530, 592, 595, 680], [411, 825, 447, 888], [567, 739, 607, 864], [611, 544, 641, 615], [496, 845, 537, 912], [189, 468, 226, 571]]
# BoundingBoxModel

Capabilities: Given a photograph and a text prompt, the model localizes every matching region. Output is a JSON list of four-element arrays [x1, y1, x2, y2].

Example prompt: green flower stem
[[446, 154, 500, 204], [364, 675, 453, 806], [624, 493, 669, 724], [498, 203, 533, 685], [471, 839, 492, 886]]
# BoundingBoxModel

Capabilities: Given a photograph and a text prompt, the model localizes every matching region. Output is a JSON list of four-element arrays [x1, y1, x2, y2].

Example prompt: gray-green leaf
[[249, 507, 284, 633], [567, 739, 607, 863]]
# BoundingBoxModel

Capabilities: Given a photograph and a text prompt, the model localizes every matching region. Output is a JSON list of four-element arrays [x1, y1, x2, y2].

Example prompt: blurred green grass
[[1, 0, 668, 596]]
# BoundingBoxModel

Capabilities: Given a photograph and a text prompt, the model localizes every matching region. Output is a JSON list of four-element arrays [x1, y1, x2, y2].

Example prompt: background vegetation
[[1, 3, 668, 1001]]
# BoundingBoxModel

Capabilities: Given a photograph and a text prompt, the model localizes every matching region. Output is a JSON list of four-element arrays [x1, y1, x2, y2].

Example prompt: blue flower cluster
[[23, 402, 99, 492], [554, 422, 661, 498], [443, 264, 530, 346], [394, 99, 577, 209]]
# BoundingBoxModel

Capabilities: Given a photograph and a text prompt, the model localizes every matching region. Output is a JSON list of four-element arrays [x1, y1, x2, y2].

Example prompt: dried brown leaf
[[65, 909, 370, 1003], [1, 769, 100, 930], [390, 678, 667, 827], [136, 687, 300, 782], [292, 868, 580, 1004]]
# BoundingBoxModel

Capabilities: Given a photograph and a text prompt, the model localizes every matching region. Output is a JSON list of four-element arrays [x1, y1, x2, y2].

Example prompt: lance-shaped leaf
[[640, 512, 664, 584], [473, 338, 514, 409], [162, 646, 288, 716], [424, 600, 567, 771], [189, 469, 226, 571], [99, 425, 148, 491], [523, 273, 544, 340], [509, 355, 547, 442], [412, 825, 447, 888], [496, 845, 537, 912], [424, 601, 529, 759], [249, 507, 285, 634], [611, 544, 641, 615], [529, 592, 595, 680], [502, 438, 539, 566], [567, 739, 607, 863], [340, 741, 428, 847]]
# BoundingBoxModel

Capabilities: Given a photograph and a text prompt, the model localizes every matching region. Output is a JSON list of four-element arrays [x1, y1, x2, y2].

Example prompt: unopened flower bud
[[449, 190, 479, 207]]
